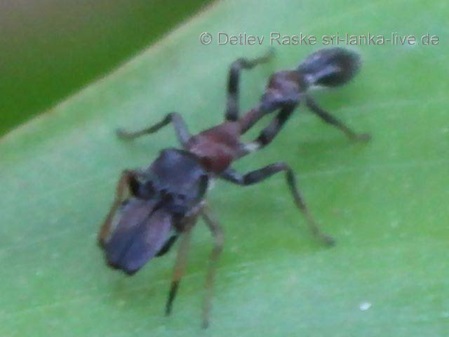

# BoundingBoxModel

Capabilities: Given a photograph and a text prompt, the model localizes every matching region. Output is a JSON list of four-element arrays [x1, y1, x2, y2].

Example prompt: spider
[[98, 47, 368, 328]]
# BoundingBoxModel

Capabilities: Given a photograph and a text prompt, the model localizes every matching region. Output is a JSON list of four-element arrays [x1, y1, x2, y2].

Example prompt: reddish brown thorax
[[187, 121, 241, 174]]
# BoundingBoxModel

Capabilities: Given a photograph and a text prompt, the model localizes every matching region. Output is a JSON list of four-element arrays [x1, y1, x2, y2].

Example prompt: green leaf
[[0, 0, 212, 135], [1, 0, 448, 336]]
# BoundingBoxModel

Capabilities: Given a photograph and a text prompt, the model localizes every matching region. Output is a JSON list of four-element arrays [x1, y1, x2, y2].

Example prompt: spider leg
[[200, 206, 224, 329], [97, 170, 138, 246], [165, 221, 194, 316], [226, 49, 274, 121], [221, 164, 335, 246], [306, 95, 370, 142], [116, 112, 191, 148], [239, 104, 296, 157]]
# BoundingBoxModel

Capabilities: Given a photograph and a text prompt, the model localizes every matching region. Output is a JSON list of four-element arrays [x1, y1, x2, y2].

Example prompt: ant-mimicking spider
[[98, 47, 369, 328]]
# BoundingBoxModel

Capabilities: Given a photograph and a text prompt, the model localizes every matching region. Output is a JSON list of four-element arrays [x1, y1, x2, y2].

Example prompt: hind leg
[[225, 49, 274, 121], [306, 96, 370, 142]]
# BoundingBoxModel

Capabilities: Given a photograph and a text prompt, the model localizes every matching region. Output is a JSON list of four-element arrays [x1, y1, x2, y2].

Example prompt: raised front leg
[[220, 163, 335, 246], [116, 112, 192, 148], [226, 49, 274, 121]]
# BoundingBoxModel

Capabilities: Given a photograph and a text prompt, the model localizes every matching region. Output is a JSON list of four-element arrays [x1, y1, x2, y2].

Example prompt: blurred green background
[[1, 0, 448, 336], [0, 0, 213, 135]]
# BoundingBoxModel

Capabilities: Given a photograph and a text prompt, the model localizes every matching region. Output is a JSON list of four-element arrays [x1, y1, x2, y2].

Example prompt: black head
[[102, 149, 209, 275], [298, 47, 361, 87], [134, 148, 209, 217]]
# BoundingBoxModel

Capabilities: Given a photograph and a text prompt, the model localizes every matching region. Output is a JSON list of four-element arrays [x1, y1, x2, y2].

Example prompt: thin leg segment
[[116, 112, 191, 147], [305, 96, 370, 142], [220, 163, 335, 246], [226, 49, 274, 121], [98, 170, 137, 247], [239, 104, 296, 157], [165, 225, 193, 316], [200, 207, 224, 329]]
